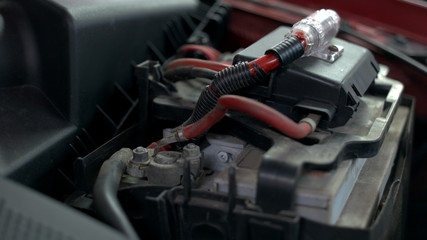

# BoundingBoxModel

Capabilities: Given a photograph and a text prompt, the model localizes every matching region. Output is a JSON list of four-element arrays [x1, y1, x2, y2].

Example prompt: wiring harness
[[152, 9, 341, 148]]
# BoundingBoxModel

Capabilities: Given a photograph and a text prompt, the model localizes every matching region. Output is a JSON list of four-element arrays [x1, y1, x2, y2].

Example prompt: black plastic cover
[[0, 177, 127, 240], [0, 0, 199, 185], [234, 26, 379, 127], [0, 86, 77, 185], [0, 0, 199, 128]]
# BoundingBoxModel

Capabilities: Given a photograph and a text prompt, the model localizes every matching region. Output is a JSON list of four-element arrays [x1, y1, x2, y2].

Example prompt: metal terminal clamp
[[126, 147, 150, 178]]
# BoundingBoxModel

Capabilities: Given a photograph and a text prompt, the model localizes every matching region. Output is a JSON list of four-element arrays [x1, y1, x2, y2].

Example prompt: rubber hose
[[93, 148, 139, 240]]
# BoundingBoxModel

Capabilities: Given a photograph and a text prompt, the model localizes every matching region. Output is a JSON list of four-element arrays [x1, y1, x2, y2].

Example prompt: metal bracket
[[312, 44, 344, 63]]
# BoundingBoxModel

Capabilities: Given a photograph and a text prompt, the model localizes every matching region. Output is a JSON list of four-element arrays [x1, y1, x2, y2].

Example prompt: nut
[[133, 146, 149, 163]]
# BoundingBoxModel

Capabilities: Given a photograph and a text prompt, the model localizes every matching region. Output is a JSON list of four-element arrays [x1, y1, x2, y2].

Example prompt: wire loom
[[184, 36, 304, 126], [184, 61, 267, 125]]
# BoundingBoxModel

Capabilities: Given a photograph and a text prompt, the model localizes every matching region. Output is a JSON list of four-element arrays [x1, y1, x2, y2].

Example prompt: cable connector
[[299, 113, 321, 133], [158, 130, 187, 146]]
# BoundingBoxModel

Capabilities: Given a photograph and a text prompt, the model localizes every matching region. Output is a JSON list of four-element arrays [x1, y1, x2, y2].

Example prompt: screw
[[328, 45, 338, 52], [133, 146, 148, 163], [217, 151, 230, 163]]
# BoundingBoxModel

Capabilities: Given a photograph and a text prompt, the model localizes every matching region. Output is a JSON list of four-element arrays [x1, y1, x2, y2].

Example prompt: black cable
[[183, 36, 303, 126], [93, 148, 139, 240], [164, 66, 217, 81], [183, 61, 253, 125]]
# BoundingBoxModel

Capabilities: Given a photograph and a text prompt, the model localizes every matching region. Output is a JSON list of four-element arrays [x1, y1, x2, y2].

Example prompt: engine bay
[[0, 0, 421, 239]]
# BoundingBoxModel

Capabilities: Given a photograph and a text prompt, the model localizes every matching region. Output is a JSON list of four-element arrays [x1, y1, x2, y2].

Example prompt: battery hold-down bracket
[[242, 76, 403, 213]]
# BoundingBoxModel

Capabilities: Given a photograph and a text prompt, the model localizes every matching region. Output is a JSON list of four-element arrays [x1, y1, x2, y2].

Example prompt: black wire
[[164, 66, 217, 81], [93, 149, 139, 240]]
